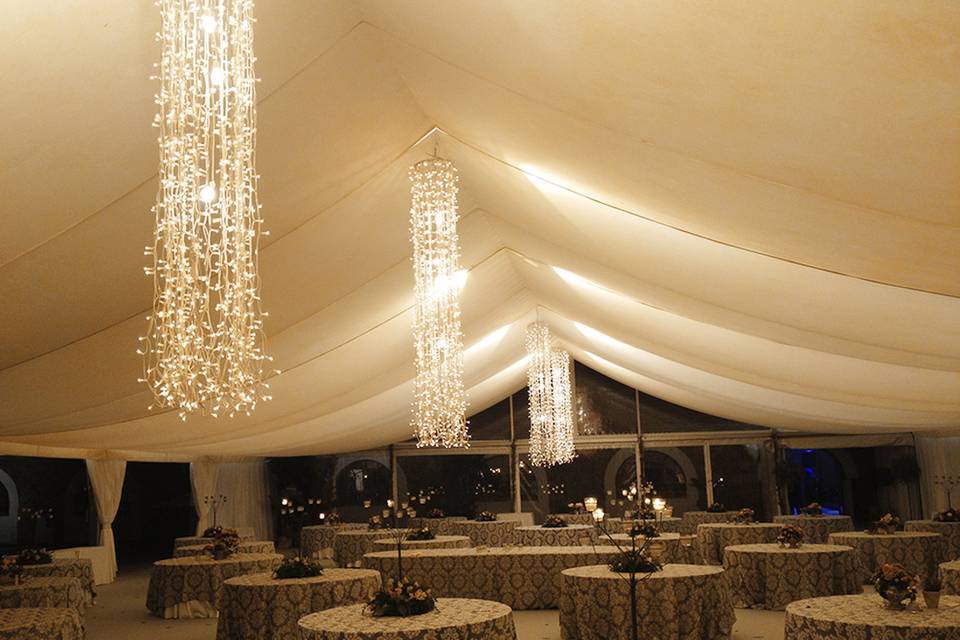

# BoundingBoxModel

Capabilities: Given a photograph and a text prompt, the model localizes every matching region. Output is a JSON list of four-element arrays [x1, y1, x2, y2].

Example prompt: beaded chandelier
[[409, 157, 469, 447], [140, 0, 271, 419], [526, 323, 576, 466]]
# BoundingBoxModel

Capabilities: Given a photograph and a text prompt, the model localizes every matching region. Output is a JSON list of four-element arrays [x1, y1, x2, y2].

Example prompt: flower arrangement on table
[[324, 511, 342, 525], [868, 513, 901, 535], [800, 502, 823, 516], [406, 528, 435, 541], [16, 548, 53, 566], [608, 534, 662, 574], [368, 516, 385, 530], [542, 515, 569, 528], [706, 502, 727, 513], [933, 507, 960, 523], [873, 563, 919, 609], [474, 511, 497, 522], [0, 558, 24, 585], [633, 522, 659, 538], [427, 507, 445, 519], [273, 556, 323, 580], [733, 508, 755, 524], [366, 576, 436, 617], [204, 528, 240, 560], [777, 524, 804, 549], [202, 525, 223, 538]]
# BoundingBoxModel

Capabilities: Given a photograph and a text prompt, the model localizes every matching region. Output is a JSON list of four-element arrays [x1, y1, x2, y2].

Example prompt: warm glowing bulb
[[593, 508, 605, 522], [201, 13, 217, 32], [209, 66, 224, 86], [653, 498, 666, 512], [199, 183, 216, 202]]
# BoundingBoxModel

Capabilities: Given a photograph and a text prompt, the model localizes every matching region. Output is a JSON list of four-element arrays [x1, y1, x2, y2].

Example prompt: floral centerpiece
[[634, 522, 659, 538], [706, 502, 727, 513], [366, 576, 436, 617], [868, 513, 901, 535], [777, 524, 804, 548], [202, 525, 223, 538], [368, 515, 384, 530], [609, 536, 662, 574], [0, 558, 22, 585], [475, 511, 497, 522], [406, 528, 435, 541], [733, 508, 755, 524], [16, 548, 53, 566], [324, 511, 342, 525], [427, 507, 445, 519], [542, 515, 569, 528], [933, 508, 960, 523], [274, 556, 323, 579], [568, 502, 585, 514], [800, 502, 823, 516], [873, 563, 919, 609], [204, 528, 240, 560]]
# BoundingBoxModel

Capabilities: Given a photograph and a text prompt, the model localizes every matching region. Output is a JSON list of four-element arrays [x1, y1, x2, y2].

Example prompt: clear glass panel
[[396, 454, 511, 517], [574, 363, 637, 435], [520, 447, 637, 520], [512, 388, 531, 440], [710, 444, 773, 519], [332, 457, 392, 521], [468, 399, 511, 440], [642, 446, 707, 515], [638, 392, 769, 433]]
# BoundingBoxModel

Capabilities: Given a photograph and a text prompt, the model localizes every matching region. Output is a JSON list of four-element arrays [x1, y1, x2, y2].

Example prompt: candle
[[382, 509, 391, 518], [584, 497, 598, 513], [319, 512, 325, 520], [593, 508, 605, 523], [652, 498, 666, 512], [387, 499, 395, 509]]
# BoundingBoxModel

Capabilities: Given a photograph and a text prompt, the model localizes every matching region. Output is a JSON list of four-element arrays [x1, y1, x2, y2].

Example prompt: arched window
[[335, 460, 390, 507], [643, 451, 688, 499], [0, 480, 8, 516]]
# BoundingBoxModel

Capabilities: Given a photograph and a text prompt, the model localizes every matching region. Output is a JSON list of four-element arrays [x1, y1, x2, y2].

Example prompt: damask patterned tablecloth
[[19, 559, 96, 605], [548, 514, 594, 526], [146, 552, 283, 619], [722, 543, 861, 610], [372, 536, 471, 551], [827, 531, 945, 584], [301, 524, 368, 559], [942, 561, 960, 595], [559, 564, 735, 640], [334, 530, 414, 568], [0, 607, 84, 640], [785, 593, 960, 640], [175, 532, 256, 549], [0, 578, 86, 615], [363, 546, 620, 609], [175, 540, 276, 558], [612, 516, 683, 534], [907, 521, 960, 561], [698, 523, 781, 565], [514, 525, 597, 546], [449, 520, 518, 547], [410, 517, 469, 537], [606, 533, 699, 564], [298, 598, 517, 640], [774, 515, 855, 544], [680, 511, 738, 533], [215, 568, 381, 640]]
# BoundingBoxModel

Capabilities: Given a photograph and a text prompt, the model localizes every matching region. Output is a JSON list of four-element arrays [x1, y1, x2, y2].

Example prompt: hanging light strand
[[140, 0, 271, 419], [526, 323, 576, 466], [409, 157, 469, 447]]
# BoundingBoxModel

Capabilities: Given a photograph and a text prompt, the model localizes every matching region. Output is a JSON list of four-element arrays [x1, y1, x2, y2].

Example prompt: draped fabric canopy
[[0, 1, 957, 460]]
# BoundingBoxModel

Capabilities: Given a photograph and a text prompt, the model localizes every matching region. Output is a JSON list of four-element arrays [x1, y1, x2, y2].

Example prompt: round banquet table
[[0, 577, 85, 615], [372, 535, 471, 551], [774, 515, 855, 544], [785, 593, 960, 640], [827, 531, 945, 584], [606, 533, 696, 564], [722, 543, 862, 610], [943, 560, 960, 595], [363, 545, 620, 610], [19, 559, 96, 606], [680, 511, 738, 533], [410, 517, 469, 536], [175, 540, 276, 558], [514, 525, 596, 546], [613, 516, 683, 534], [297, 597, 517, 640], [301, 524, 368, 559], [146, 552, 283, 619], [0, 607, 84, 640], [559, 564, 735, 640], [907, 520, 960, 561], [175, 532, 256, 549], [548, 513, 594, 526], [216, 568, 381, 640], [450, 520, 518, 547], [697, 523, 781, 565], [334, 530, 413, 568]]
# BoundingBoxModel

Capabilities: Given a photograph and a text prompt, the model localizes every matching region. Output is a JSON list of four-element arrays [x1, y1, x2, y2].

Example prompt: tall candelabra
[[204, 494, 227, 528], [934, 475, 959, 509]]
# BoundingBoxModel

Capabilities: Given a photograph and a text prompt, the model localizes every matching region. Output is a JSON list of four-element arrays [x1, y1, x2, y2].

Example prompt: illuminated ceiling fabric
[[0, 1, 957, 460]]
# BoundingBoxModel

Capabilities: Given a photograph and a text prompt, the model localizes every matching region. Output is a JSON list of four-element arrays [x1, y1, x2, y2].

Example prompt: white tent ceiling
[[1, 1, 957, 460]]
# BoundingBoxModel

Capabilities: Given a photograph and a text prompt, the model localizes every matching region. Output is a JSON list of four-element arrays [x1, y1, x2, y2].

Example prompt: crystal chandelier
[[526, 323, 576, 466], [140, 0, 271, 419], [409, 157, 469, 447]]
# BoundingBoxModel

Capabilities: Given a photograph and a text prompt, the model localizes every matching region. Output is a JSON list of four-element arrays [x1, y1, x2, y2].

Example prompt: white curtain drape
[[215, 461, 273, 540], [190, 461, 221, 535], [916, 436, 960, 518], [85, 459, 126, 579]]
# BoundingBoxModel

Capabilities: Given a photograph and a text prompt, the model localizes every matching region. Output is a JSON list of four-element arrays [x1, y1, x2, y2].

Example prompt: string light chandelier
[[526, 323, 576, 466], [140, 0, 271, 419], [409, 155, 469, 447]]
